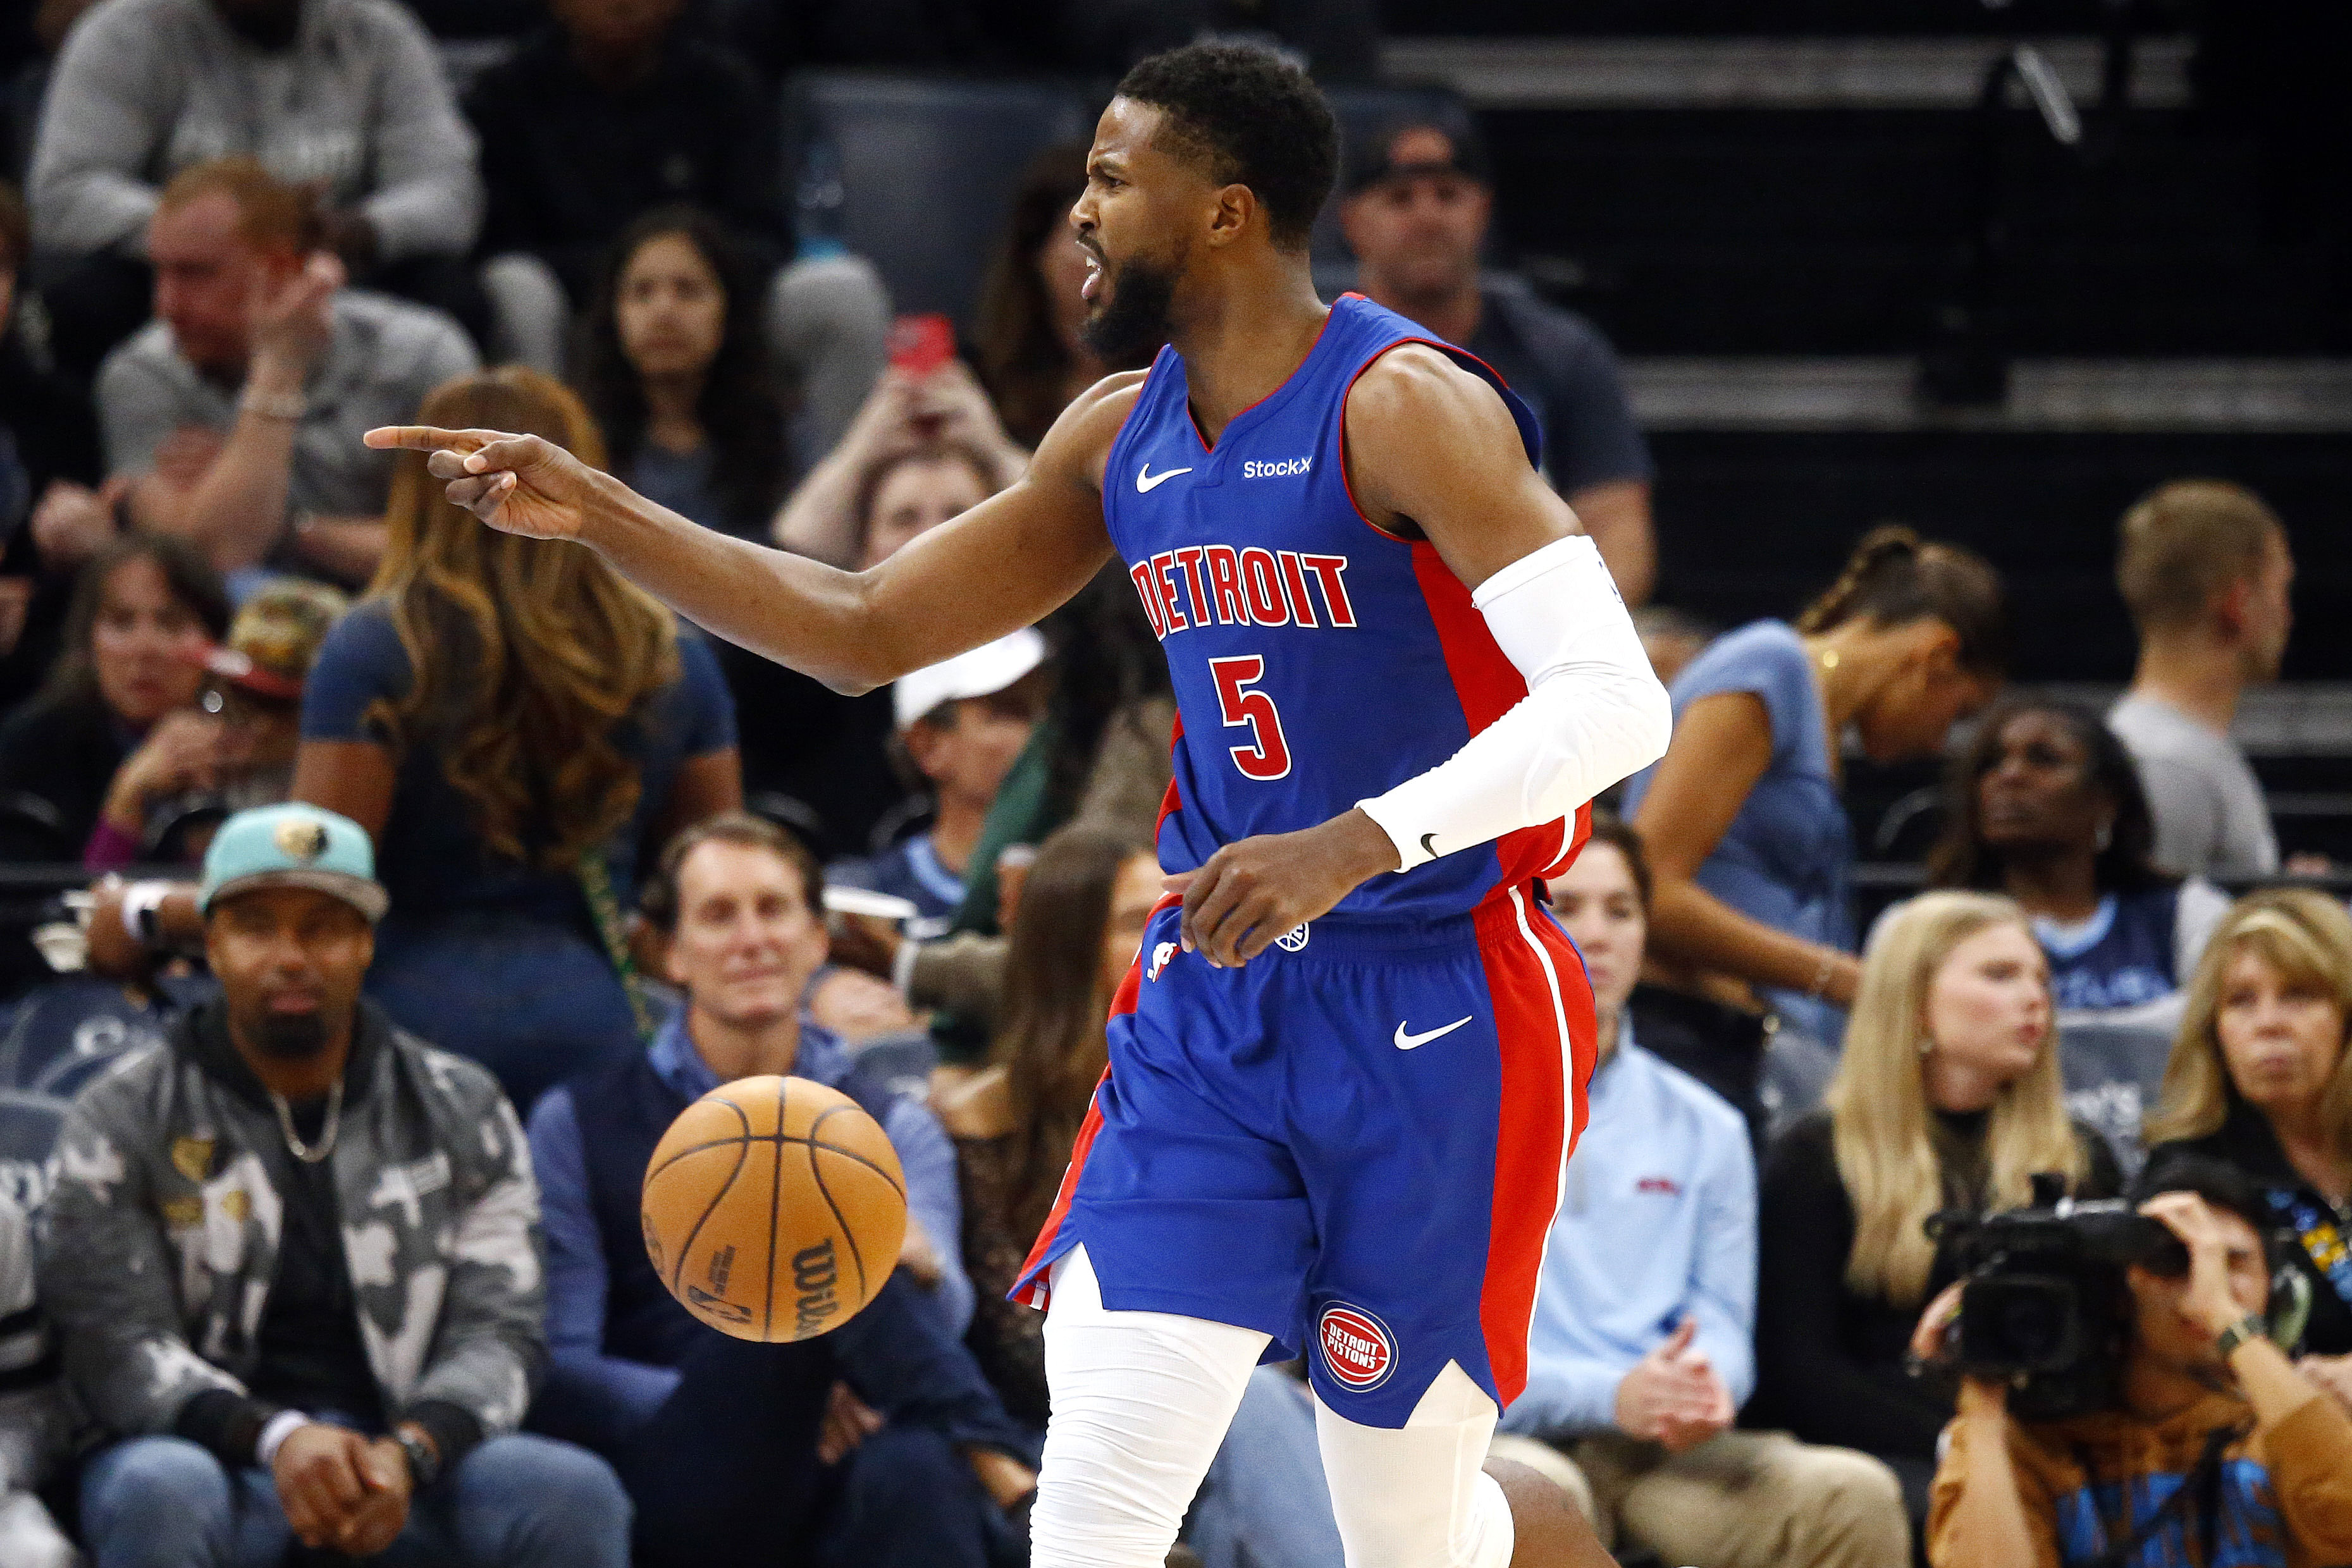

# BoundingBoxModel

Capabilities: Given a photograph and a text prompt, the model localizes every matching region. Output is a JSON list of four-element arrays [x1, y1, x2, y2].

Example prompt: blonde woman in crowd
[[1752, 891, 2121, 1526], [2146, 888, 2352, 1391]]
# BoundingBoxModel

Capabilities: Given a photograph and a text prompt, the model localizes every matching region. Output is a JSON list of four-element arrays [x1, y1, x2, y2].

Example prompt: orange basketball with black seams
[[640, 1074, 908, 1342]]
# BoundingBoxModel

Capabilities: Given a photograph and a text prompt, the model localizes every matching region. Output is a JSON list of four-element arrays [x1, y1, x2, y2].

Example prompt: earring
[[1918, 1037, 1935, 1058], [2094, 820, 2114, 853]]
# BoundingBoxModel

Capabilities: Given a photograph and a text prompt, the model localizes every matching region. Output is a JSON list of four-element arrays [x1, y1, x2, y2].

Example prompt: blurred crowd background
[[0, 1, 2342, 1565]]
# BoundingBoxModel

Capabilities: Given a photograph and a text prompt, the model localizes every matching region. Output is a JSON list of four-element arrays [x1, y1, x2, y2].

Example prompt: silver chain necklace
[[268, 1079, 343, 1164]]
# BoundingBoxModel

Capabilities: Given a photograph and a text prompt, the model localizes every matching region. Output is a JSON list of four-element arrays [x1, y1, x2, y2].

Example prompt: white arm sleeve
[[1357, 534, 1672, 872]]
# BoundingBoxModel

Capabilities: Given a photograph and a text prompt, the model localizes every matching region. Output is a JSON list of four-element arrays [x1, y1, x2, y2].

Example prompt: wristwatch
[[2213, 1312, 2269, 1361], [393, 1423, 441, 1489]]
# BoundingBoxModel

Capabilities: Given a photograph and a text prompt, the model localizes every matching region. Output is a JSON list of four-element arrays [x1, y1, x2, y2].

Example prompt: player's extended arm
[[362, 376, 1138, 694], [1175, 345, 1672, 965]]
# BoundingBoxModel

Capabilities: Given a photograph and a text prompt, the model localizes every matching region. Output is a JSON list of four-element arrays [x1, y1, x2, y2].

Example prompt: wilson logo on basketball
[[1317, 1303, 1395, 1392], [792, 1239, 841, 1336]]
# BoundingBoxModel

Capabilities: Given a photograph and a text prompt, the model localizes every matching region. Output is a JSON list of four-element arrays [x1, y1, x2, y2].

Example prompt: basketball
[[640, 1074, 908, 1342]]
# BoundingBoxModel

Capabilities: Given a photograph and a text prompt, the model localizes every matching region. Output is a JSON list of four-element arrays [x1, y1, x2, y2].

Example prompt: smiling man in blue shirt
[[526, 811, 1035, 1568], [1494, 817, 1909, 1568]]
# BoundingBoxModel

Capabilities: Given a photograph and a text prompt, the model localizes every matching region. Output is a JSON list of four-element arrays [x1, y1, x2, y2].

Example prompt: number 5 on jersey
[[1209, 655, 1293, 781]]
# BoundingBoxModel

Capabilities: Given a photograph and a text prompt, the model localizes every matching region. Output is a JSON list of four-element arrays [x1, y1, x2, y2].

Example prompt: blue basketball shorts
[[1012, 885, 1597, 1428]]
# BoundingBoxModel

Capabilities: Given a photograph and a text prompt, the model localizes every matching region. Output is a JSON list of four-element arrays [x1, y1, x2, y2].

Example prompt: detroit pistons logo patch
[[1275, 922, 1311, 953], [1317, 1302, 1396, 1392]]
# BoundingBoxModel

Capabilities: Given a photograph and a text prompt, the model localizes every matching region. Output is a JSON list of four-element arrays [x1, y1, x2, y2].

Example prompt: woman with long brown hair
[[969, 142, 1122, 449], [294, 367, 740, 1108], [1625, 525, 2007, 1052], [0, 533, 227, 859], [932, 822, 1161, 1432]]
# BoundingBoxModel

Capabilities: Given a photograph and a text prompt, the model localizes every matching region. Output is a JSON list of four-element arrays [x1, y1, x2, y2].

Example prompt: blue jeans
[[1188, 1365, 1346, 1568], [367, 912, 643, 1115], [79, 1431, 632, 1568]]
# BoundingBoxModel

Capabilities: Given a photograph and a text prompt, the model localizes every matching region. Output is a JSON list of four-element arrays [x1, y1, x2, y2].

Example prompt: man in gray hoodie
[[40, 802, 630, 1567], [27, 0, 482, 371]]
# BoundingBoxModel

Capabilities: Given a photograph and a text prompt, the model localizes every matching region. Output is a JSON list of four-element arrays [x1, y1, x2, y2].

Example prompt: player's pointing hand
[[363, 426, 593, 541]]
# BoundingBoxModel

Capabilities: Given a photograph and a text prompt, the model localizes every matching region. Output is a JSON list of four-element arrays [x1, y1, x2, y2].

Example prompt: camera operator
[[1915, 1155, 2352, 1567]]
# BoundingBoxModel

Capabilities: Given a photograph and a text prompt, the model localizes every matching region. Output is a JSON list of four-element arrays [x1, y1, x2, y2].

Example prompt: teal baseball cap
[[199, 803, 389, 922]]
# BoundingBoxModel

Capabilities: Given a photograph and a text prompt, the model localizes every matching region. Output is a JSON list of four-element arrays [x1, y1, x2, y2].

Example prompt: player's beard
[[1081, 252, 1176, 365]]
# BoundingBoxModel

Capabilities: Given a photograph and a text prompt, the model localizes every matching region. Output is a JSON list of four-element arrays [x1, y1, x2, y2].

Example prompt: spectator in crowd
[[765, 369, 1018, 851], [971, 142, 1159, 448], [932, 822, 1162, 1435], [0, 532, 227, 859], [773, 364, 1024, 571], [98, 158, 479, 589], [831, 630, 1049, 941], [1489, 816, 1910, 1567], [2109, 479, 2293, 880], [1927, 697, 2232, 1168], [529, 812, 1033, 1567], [2146, 889, 2352, 1373], [87, 577, 343, 870], [0, 1192, 72, 1568], [1754, 890, 2121, 1528], [464, 0, 888, 456], [27, 0, 483, 377], [41, 802, 632, 1568], [1932, 699, 2230, 1024], [1339, 115, 1655, 603], [1624, 525, 2007, 1054], [895, 568, 1174, 1066], [574, 207, 789, 544], [0, 177, 113, 714], [293, 367, 738, 1109], [1918, 1155, 2352, 1567]]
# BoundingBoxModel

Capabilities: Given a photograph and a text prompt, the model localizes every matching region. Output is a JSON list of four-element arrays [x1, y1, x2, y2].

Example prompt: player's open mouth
[[1081, 254, 1104, 303]]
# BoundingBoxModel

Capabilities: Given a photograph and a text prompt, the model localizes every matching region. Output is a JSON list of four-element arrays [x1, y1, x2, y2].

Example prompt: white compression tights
[[1029, 1248, 1515, 1568]]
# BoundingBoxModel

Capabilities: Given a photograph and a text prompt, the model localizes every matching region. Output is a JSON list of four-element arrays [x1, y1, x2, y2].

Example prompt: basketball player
[[373, 44, 1668, 1568]]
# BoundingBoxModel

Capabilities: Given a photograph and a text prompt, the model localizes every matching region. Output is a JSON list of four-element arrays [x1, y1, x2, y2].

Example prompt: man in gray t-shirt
[[2107, 479, 2293, 880], [99, 159, 476, 591]]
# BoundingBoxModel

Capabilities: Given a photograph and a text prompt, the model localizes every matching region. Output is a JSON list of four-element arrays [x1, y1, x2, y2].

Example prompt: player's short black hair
[[1114, 43, 1338, 252]]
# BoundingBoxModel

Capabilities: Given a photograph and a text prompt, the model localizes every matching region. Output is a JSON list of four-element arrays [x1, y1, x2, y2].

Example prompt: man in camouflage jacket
[[40, 803, 629, 1567]]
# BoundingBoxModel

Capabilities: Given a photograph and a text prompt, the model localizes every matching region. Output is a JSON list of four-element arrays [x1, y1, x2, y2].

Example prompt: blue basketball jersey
[[1104, 292, 1584, 923]]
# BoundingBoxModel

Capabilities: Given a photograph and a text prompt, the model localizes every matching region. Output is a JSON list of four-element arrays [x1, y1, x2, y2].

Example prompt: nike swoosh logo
[[1420, 833, 1439, 859], [1136, 463, 1193, 493], [1395, 1015, 1474, 1051]]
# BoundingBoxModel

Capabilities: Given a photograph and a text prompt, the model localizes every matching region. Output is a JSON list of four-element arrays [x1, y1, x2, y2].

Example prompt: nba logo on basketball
[[1317, 1302, 1395, 1392]]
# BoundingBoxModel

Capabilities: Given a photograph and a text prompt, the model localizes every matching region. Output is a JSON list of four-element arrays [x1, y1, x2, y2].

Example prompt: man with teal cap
[[40, 802, 632, 1568]]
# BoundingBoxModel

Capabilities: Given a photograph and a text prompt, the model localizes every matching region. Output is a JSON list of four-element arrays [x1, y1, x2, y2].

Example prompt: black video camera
[[1924, 1173, 2189, 1419]]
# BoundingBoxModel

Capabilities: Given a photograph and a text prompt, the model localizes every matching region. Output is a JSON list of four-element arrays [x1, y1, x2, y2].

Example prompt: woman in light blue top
[[1623, 526, 2007, 1046]]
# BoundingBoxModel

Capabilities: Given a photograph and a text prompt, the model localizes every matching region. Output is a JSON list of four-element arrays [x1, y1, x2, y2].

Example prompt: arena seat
[[0, 972, 212, 1100], [0, 1090, 68, 1213], [784, 74, 1094, 333]]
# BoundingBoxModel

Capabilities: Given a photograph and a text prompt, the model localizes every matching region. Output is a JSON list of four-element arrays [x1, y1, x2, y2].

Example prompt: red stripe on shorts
[[1472, 887, 1599, 1406]]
